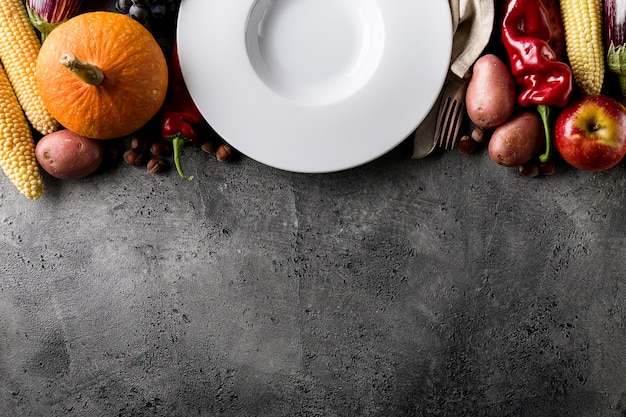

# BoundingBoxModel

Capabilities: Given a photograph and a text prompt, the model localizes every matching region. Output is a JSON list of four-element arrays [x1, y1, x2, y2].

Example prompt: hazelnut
[[470, 127, 487, 143], [540, 161, 556, 176], [123, 149, 144, 166], [147, 157, 169, 174], [130, 136, 150, 152], [457, 135, 476, 154], [518, 163, 540, 178], [216, 144, 233, 162], [200, 140, 216, 154], [150, 140, 172, 157]]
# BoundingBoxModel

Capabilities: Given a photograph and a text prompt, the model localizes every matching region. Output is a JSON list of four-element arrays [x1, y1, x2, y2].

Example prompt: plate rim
[[177, 0, 453, 173]]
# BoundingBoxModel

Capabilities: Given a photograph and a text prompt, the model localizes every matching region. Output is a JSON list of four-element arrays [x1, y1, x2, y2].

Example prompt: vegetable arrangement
[[36, 11, 169, 139], [1, 0, 625, 199], [0, 0, 229, 200], [0, 0, 58, 135], [0, 0, 57, 200], [459, 0, 626, 176], [501, 0, 573, 165], [160, 42, 204, 181]]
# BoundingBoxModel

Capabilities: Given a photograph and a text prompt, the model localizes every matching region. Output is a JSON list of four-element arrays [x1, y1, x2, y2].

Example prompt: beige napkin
[[449, 0, 495, 79], [412, 0, 494, 158]]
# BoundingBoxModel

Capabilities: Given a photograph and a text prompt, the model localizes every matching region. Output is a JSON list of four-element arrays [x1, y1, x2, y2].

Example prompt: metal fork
[[434, 72, 468, 150]]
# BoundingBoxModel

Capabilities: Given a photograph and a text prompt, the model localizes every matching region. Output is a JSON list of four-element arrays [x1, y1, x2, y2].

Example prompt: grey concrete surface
[[1, 138, 625, 416], [2, 1, 626, 416]]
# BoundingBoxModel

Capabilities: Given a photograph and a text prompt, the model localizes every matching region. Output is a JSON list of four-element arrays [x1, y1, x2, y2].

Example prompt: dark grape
[[128, 4, 150, 24], [131, 0, 150, 8], [164, 1, 178, 13], [150, 3, 167, 19], [118, 0, 181, 28], [115, 0, 132, 14]]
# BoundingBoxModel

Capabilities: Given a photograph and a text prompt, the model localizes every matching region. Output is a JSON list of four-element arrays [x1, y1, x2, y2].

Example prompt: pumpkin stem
[[60, 52, 104, 86]]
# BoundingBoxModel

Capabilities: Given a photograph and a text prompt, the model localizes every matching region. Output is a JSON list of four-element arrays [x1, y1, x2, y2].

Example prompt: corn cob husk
[[0, 62, 43, 200], [0, 0, 58, 135]]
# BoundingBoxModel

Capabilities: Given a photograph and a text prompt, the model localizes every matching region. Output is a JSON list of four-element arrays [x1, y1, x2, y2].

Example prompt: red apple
[[555, 94, 626, 171]]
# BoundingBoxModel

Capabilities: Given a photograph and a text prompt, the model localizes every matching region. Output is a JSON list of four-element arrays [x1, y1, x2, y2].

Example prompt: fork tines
[[436, 98, 464, 149], [434, 75, 468, 150]]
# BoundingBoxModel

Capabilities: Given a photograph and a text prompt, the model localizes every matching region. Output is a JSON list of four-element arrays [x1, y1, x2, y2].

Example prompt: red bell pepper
[[161, 41, 204, 180], [501, 0, 573, 163]]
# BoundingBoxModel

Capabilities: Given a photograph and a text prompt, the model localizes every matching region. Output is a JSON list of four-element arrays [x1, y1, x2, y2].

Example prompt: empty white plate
[[177, 0, 452, 173]]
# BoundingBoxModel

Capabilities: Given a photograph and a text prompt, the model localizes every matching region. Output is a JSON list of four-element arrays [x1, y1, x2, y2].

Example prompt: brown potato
[[466, 54, 517, 129], [488, 111, 544, 167], [35, 129, 104, 179]]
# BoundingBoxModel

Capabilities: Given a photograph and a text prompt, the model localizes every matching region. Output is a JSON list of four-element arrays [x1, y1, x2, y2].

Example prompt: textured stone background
[[1, 1, 625, 416], [2, 138, 625, 416]]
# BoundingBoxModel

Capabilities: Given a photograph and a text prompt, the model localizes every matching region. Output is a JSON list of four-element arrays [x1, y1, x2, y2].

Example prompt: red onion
[[605, 0, 626, 96], [26, 0, 83, 40]]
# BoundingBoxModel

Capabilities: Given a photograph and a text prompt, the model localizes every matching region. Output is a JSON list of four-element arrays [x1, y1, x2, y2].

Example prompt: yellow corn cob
[[0, 0, 58, 135], [559, 0, 605, 95], [0, 62, 43, 200]]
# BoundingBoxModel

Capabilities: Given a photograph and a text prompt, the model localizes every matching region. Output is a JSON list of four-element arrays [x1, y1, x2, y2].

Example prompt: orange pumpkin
[[35, 11, 168, 139]]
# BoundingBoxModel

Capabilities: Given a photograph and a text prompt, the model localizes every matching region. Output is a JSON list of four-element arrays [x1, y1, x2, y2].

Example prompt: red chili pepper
[[161, 41, 204, 180], [500, 0, 573, 163]]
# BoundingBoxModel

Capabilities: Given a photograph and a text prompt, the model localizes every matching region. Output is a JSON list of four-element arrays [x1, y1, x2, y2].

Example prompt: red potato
[[465, 54, 517, 129], [488, 111, 544, 167], [36, 129, 104, 179]]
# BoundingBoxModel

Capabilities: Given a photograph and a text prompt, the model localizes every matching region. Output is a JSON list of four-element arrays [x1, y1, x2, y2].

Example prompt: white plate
[[177, 0, 452, 173]]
